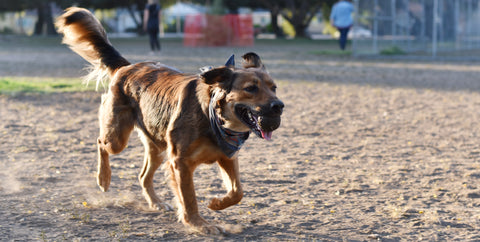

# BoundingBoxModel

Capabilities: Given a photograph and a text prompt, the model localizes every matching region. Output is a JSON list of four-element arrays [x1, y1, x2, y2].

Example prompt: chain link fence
[[352, 0, 480, 58]]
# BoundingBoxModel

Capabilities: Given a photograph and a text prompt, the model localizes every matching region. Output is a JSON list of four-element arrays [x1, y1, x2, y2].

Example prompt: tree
[[257, 0, 285, 38], [0, 0, 182, 35], [76, 0, 144, 33], [206, 0, 339, 38], [199, 0, 328, 38], [258, 0, 336, 38], [34, 1, 56, 35], [0, 0, 26, 12], [0, 0, 69, 35], [280, 0, 322, 38]]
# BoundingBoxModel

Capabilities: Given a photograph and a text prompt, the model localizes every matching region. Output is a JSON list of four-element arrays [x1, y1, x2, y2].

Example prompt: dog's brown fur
[[56, 7, 283, 234]]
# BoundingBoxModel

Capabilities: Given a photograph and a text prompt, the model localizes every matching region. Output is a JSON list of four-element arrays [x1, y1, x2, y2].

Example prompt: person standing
[[330, 0, 354, 50], [143, 0, 161, 53]]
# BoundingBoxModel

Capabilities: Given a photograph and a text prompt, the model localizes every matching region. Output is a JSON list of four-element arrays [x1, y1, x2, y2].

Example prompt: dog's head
[[201, 52, 284, 140]]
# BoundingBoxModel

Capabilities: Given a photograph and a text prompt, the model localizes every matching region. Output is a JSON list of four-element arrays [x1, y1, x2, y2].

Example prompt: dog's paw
[[208, 195, 241, 210], [208, 197, 223, 210], [190, 221, 225, 235], [96, 173, 110, 192], [144, 191, 173, 211], [151, 201, 173, 211], [185, 215, 225, 235], [197, 224, 225, 235]]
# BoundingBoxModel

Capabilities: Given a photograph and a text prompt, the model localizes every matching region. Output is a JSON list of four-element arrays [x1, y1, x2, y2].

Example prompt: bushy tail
[[55, 7, 130, 89]]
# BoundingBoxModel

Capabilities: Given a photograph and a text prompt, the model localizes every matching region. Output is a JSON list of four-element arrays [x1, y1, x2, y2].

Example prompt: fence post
[[391, 0, 396, 47], [432, 0, 438, 58], [468, 0, 473, 49], [352, 0, 359, 56], [373, 0, 378, 54], [454, 0, 459, 50]]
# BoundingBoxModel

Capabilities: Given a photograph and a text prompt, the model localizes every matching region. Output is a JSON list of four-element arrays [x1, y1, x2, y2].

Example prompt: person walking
[[330, 0, 354, 50], [143, 0, 161, 53]]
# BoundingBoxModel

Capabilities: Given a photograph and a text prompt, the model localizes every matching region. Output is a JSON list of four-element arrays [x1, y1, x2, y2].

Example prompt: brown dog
[[56, 7, 283, 234]]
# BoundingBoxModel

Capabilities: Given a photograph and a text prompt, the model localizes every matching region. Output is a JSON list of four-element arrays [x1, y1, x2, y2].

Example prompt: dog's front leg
[[169, 158, 225, 234], [208, 157, 243, 210], [97, 139, 111, 192]]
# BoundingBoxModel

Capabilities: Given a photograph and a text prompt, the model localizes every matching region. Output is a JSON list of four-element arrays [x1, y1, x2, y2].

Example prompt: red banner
[[184, 14, 254, 47]]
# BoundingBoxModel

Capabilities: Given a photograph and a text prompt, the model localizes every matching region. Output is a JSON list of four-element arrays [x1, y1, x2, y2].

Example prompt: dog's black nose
[[270, 100, 284, 115]]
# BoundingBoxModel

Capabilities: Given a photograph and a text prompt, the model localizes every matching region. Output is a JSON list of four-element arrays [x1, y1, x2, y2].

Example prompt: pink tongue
[[261, 131, 273, 141]]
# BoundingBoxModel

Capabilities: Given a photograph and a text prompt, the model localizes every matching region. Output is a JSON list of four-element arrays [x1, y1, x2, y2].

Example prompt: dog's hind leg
[[167, 158, 224, 234], [138, 133, 172, 211], [208, 158, 243, 210], [96, 91, 134, 192]]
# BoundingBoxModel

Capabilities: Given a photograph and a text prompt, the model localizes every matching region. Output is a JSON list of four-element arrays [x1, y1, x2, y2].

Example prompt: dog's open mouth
[[235, 104, 281, 140]]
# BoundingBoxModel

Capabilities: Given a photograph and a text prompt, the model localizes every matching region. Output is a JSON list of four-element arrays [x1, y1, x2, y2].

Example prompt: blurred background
[[0, 0, 335, 40], [1, 0, 480, 58]]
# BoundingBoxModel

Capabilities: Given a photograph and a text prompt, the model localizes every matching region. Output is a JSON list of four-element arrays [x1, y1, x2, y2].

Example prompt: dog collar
[[209, 92, 250, 158]]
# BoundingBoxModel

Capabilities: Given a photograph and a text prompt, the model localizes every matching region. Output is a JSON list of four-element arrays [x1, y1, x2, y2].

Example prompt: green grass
[[380, 46, 406, 55], [310, 49, 352, 56], [0, 77, 95, 94]]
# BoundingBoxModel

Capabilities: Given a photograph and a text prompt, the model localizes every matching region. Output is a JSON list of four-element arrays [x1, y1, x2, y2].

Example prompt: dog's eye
[[271, 86, 277, 93], [244, 85, 258, 93]]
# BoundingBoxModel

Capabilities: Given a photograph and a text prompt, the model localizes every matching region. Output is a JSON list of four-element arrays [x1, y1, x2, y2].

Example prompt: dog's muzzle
[[235, 99, 284, 140]]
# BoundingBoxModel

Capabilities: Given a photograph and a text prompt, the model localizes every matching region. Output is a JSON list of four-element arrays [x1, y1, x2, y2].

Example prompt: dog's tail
[[55, 7, 130, 89]]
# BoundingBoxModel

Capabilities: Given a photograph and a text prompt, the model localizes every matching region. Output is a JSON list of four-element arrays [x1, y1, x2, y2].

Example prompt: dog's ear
[[201, 67, 234, 90], [225, 54, 235, 68], [242, 52, 266, 70]]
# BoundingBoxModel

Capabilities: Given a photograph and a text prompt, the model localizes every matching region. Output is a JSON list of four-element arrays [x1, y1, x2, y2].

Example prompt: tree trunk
[[45, 3, 56, 35], [281, 0, 321, 38], [131, 2, 147, 35], [34, 2, 56, 36], [33, 4, 45, 35], [270, 5, 284, 38], [126, 5, 142, 34], [282, 13, 310, 38], [293, 23, 309, 38]]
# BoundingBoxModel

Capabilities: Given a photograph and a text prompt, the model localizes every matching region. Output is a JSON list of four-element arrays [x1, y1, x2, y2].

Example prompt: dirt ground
[[1, 37, 480, 241]]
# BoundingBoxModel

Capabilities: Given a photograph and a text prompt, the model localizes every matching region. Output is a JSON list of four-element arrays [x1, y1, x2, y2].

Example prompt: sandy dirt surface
[[1, 37, 480, 241]]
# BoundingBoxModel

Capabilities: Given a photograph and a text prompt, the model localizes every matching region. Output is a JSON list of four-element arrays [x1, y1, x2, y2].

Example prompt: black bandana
[[208, 91, 250, 158]]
